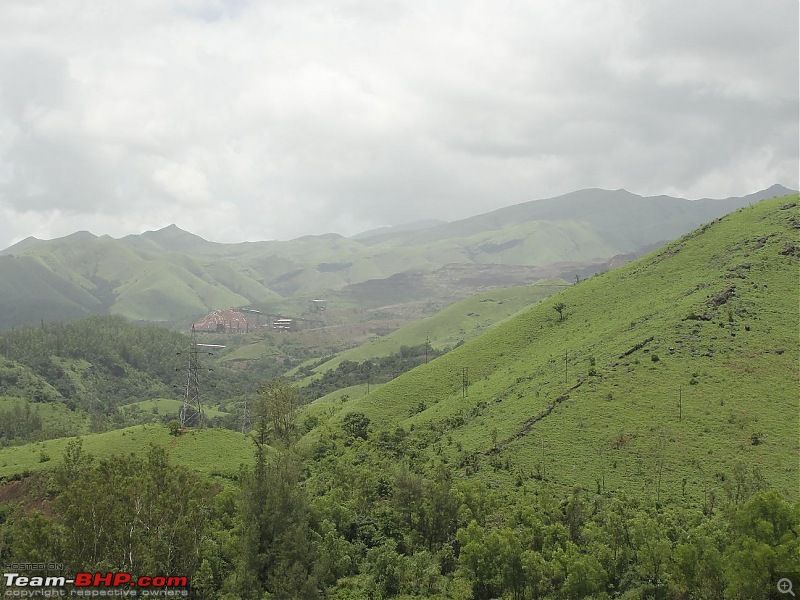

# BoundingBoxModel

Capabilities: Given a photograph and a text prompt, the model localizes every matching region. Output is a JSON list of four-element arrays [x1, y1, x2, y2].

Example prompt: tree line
[[2, 379, 797, 599], [299, 343, 444, 401]]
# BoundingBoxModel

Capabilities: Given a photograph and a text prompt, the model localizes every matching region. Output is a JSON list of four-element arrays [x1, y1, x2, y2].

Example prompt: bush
[[343, 412, 370, 441]]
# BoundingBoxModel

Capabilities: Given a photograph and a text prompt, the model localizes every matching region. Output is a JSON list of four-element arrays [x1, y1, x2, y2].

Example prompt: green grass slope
[[310, 195, 799, 505], [291, 279, 569, 381], [0, 255, 101, 328], [0, 424, 254, 479], [110, 262, 251, 321]]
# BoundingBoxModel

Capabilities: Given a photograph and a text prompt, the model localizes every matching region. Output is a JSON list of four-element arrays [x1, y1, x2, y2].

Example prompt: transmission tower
[[241, 397, 252, 434], [180, 326, 205, 429]]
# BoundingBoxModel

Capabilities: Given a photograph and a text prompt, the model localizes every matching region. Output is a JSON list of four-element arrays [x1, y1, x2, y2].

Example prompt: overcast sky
[[0, 0, 797, 249]]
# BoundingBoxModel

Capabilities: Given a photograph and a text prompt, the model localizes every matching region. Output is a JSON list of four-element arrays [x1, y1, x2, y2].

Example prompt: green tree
[[553, 302, 567, 321], [630, 512, 673, 596], [398, 550, 441, 596], [559, 543, 608, 599], [521, 549, 552, 599], [253, 378, 300, 447], [457, 521, 504, 600], [342, 411, 370, 441], [239, 378, 320, 599], [724, 491, 800, 599], [363, 539, 402, 597], [673, 530, 726, 599]]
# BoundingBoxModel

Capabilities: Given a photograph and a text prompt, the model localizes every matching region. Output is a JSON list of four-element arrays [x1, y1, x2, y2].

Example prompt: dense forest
[[298, 342, 445, 401], [0, 318, 272, 442], [0, 319, 451, 446], [0, 316, 187, 405], [1, 380, 796, 599]]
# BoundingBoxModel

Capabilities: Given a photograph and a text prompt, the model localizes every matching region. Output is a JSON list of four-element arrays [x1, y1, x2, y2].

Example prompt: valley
[[0, 192, 797, 599]]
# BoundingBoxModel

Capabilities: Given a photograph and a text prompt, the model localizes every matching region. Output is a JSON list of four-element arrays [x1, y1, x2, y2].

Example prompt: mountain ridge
[[2, 185, 794, 252], [0, 185, 794, 329]]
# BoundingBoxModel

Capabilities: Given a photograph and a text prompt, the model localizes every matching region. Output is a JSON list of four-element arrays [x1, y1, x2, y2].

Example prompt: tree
[[561, 547, 607, 599], [342, 411, 370, 441], [253, 379, 299, 447], [46, 442, 212, 575], [239, 378, 320, 598], [724, 491, 799, 598], [521, 549, 552, 600], [630, 513, 673, 595], [364, 539, 402, 597], [553, 302, 567, 321], [457, 521, 505, 600]]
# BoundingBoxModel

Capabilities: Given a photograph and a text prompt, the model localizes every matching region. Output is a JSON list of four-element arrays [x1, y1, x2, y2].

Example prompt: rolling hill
[[0, 186, 793, 329], [301, 194, 800, 504], [288, 279, 570, 384]]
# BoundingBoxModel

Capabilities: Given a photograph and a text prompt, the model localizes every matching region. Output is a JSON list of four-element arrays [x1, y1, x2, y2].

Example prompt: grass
[[289, 279, 566, 383], [3, 195, 796, 509], [111, 262, 250, 322], [0, 424, 254, 479], [121, 397, 229, 419], [303, 196, 800, 506], [299, 383, 381, 425], [0, 396, 88, 439]]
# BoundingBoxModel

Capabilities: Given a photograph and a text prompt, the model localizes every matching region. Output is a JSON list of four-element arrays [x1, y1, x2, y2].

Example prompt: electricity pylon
[[180, 326, 205, 429]]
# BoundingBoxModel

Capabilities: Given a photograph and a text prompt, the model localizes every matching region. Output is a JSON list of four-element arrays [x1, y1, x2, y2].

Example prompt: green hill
[[290, 279, 569, 383], [0, 315, 292, 451], [1, 186, 793, 329], [0, 255, 100, 324], [305, 195, 800, 503]]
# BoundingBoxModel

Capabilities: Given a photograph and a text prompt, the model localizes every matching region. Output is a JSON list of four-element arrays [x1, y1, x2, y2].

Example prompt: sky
[[0, 0, 797, 249]]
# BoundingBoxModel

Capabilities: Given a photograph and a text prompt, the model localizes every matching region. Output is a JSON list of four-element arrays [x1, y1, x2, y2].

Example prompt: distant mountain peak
[[764, 183, 796, 194], [0, 235, 42, 255], [64, 230, 98, 240], [145, 223, 192, 236], [139, 223, 212, 252]]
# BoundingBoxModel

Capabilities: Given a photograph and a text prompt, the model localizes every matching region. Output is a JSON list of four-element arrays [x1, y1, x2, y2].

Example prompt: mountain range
[[0, 184, 793, 329]]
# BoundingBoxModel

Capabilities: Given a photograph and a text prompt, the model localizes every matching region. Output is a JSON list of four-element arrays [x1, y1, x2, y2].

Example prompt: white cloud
[[0, 0, 796, 248]]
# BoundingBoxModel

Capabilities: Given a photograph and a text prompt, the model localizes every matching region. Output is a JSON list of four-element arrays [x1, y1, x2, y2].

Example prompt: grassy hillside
[[305, 195, 800, 504], [120, 397, 229, 420], [0, 316, 272, 451], [1, 186, 793, 328], [0, 424, 253, 479], [290, 279, 569, 382], [0, 255, 100, 327]]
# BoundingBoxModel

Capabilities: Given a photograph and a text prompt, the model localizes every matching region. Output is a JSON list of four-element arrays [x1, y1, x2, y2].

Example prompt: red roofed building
[[193, 309, 251, 333]]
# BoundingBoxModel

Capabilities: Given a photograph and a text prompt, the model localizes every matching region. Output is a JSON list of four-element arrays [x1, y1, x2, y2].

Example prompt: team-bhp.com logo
[[3, 572, 189, 597]]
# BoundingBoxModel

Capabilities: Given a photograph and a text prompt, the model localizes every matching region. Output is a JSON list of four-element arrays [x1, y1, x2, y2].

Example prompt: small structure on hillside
[[193, 309, 252, 333], [310, 299, 327, 312], [272, 317, 296, 332]]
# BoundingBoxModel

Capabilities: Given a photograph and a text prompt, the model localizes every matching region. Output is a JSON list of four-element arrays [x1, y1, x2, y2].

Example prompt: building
[[272, 318, 296, 332], [193, 309, 252, 333]]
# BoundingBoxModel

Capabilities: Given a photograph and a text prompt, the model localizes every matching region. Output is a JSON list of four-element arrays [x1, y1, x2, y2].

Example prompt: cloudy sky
[[0, 0, 797, 249]]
